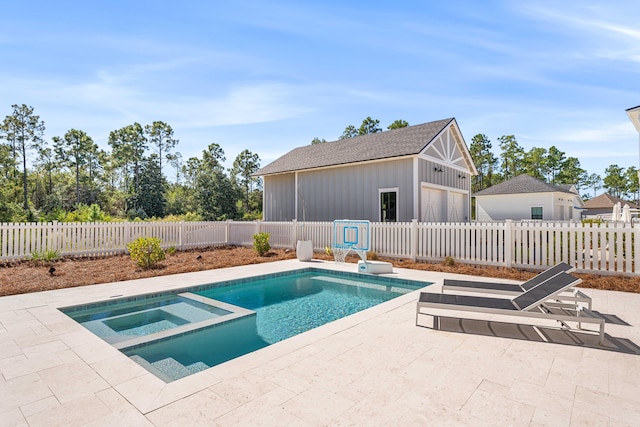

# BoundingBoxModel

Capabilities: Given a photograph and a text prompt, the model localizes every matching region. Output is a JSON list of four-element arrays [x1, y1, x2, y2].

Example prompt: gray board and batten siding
[[263, 173, 296, 221], [297, 158, 414, 222], [256, 118, 476, 222]]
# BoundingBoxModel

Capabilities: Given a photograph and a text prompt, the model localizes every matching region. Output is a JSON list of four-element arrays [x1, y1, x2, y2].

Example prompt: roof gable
[[255, 118, 476, 176], [420, 121, 475, 172], [474, 174, 578, 196]]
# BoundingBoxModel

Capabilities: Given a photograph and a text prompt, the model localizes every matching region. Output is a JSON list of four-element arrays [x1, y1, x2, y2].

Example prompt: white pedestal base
[[357, 260, 393, 274]]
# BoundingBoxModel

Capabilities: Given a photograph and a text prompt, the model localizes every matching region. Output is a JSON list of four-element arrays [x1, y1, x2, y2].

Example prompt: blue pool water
[[61, 268, 430, 382]]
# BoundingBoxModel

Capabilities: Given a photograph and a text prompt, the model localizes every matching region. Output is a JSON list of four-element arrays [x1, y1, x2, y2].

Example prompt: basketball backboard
[[333, 220, 370, 251]]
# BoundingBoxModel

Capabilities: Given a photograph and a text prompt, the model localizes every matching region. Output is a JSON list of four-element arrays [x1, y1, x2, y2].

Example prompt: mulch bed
[[1, 246, 638, 297]]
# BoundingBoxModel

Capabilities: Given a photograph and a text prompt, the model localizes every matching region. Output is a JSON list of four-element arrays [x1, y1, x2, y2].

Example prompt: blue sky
[[2, 1, 639, 180]]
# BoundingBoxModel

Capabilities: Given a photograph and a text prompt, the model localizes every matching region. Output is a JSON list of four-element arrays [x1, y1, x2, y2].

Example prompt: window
[[380, 191, 397, 222], [531, 206, 543, 220]]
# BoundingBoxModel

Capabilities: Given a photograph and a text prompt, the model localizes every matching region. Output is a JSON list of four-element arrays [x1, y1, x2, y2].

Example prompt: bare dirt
[[1, 246, 639, 297]]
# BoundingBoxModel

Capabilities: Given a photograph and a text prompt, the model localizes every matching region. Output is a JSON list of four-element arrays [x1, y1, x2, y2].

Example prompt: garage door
[[421, 187, 444, 222], [449, 192, 465, 222]]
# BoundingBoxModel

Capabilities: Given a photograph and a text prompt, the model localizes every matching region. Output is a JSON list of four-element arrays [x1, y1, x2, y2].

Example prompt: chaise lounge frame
[[442, 262, 592, 310], [417, 272, 605, 345]]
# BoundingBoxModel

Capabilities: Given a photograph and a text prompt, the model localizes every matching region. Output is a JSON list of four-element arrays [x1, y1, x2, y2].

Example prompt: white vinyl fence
[[1, 220, 638, 275]]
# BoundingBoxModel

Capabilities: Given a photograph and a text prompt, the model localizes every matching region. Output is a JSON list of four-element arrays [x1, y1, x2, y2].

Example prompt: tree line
[[468, 133, 639, 201], [3, 105, 637, 224], [315, 116, 640, 202], [0, 104, 262, 222]]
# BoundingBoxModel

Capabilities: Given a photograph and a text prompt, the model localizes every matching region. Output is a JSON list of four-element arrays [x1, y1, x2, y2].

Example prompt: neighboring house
[[473, 174, 585, 221], [254, 118, 478, 222], [582, 193, 639, 218]]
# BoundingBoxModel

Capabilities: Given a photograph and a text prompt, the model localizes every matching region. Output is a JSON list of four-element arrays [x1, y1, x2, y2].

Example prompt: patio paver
[[1, 259, 639, 426]]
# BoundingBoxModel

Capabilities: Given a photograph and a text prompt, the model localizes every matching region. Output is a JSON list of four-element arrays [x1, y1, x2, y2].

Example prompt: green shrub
[[159, 212, 204, 222], [442, 256, 456, 267], [127, 208, 148, 221], [62, 203, 112, 222], [166, 246, 177, 256], [127, 237, 165, 269], [253, 232, 271, 256], [31, 249, 60, 263]]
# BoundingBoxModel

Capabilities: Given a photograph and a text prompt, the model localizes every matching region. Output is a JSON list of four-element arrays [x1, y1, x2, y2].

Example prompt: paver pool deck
[[1, 259, 639, 426]]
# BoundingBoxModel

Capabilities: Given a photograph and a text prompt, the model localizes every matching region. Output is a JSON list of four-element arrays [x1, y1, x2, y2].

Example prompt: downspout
[[413, 157, 419, 220], [295, 171, 299, 220]]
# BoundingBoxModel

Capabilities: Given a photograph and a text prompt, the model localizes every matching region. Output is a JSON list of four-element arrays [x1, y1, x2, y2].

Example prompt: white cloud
[[517, 3, 640, 63]]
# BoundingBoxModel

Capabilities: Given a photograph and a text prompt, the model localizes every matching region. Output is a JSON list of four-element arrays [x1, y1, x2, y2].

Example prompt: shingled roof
[[583, 193, 639, 209], [255, 118, 455, 176], [474, 174, 576, 196]]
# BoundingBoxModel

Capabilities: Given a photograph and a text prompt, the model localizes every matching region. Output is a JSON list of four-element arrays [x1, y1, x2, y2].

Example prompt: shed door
[[421, 187, 444, 222], [449, 192, 465, 222]]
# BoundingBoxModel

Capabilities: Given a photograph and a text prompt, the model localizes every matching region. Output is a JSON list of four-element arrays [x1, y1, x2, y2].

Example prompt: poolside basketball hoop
[[332, 220, 370, 263]]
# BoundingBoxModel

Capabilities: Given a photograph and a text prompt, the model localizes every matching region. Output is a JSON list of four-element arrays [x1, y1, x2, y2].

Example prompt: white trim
[[378, 187, 399, 222], [418, 153, 470, 173], [294, 172, 299, 220], [417, 120, 478, 175], [421, 181, 468, 194], [413, 157, 419, 220], [449, 120, 478, 175]]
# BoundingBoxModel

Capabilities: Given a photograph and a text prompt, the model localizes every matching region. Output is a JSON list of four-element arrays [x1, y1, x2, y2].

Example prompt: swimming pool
[[61, 268, 430, 382]]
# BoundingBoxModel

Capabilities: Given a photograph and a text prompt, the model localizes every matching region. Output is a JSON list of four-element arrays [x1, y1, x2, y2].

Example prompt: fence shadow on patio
[[432, 316, 640, 355]]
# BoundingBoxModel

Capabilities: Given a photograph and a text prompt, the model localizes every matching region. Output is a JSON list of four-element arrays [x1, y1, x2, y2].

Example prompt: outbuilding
[[473, 174, 584, 221], [254, 118, 477, 222]]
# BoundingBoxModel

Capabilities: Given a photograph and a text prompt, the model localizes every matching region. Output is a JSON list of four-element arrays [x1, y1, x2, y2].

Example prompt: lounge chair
[[417, 272, 605, 344], [442, 262, 592, 309]]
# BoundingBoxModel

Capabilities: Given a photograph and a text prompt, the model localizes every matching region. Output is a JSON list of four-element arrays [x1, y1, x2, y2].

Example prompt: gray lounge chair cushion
[[443, 262, 574, 293], [421, 272, 580, 312]]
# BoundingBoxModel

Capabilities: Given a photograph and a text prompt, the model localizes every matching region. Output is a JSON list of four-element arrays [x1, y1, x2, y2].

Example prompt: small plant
[[127, 237, 165, 269], [367, 251, 378, 260], [325, 246, 333, 256], [253, 232, 271, 256], [442, 256, 456, 267], [166, 246, 177, 256], [582, 218, 604, 225], [31, 249, 60, 263]]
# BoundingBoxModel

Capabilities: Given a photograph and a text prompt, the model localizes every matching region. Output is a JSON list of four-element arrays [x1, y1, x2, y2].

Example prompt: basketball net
[[333, 247, 351, 264], [333, 247, 367, 264]]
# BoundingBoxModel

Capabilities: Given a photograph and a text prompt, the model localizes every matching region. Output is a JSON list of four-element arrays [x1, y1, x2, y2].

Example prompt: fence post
[[292, 219, 298, 247], [504, 219, 513, 268], [52, 220, 59, 253], [635, 223, 640, 274], [124, 222, 131, 253], [179, 221, 184, 251], [411, 219, 418, 261]]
